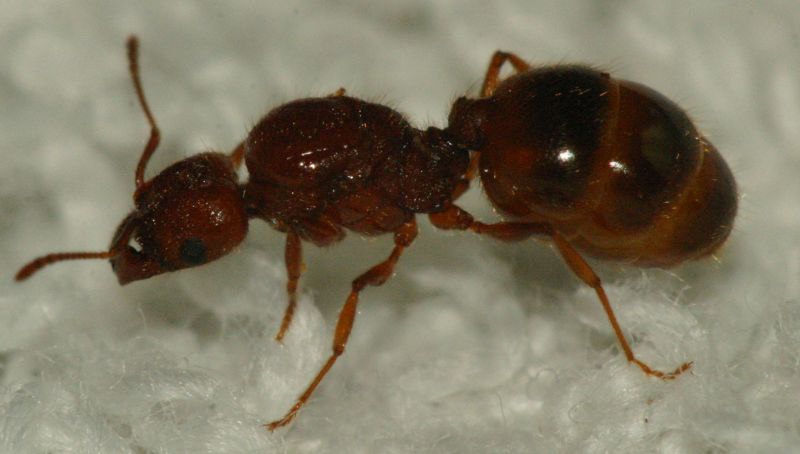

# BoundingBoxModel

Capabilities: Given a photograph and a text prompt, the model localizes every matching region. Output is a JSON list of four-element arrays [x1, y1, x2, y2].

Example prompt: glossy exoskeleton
[[432, 51, 737, 378], [15, 42, 737, 431]]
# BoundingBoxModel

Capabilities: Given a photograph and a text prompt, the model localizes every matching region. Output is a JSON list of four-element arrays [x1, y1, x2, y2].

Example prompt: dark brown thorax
[[243, 95, 468, 246]]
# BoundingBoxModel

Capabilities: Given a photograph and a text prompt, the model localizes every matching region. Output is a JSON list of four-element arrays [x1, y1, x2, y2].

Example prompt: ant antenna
[[127, 35, 161, 191], [14, 38, 158, 283], [15, 252, 113, 281]]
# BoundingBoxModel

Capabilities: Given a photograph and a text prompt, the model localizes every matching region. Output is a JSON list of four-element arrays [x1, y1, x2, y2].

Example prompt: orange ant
[[16, 39, 736, 430]]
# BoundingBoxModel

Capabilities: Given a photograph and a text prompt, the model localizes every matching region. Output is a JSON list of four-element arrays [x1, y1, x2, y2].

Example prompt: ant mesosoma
[[15, 39, 736, 430]]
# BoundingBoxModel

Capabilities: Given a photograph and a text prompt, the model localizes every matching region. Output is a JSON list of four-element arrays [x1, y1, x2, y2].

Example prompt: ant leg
[[466, 51, 534, 194], [275, 232, 303, 342], [448, 164, 477, 201], [429, 204, 691, 380], [266, 219, 418, 431], [480, 51, 531, 97], [329, 87, 346, 97], [229, 141, 246, 170], [449, 176, 472, 201], [430, 203, 550, 241], [463, 151, 480, 185], [547, 233, 693, 379], [463, 57, 533, 195], [126, 36, 162, 192]]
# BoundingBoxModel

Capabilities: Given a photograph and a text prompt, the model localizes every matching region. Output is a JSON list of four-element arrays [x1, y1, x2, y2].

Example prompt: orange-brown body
[[110, 152, 248, 284], [447, 65, 737, 266], [243, 96, 467, 247], [16, 41, 737, 431]]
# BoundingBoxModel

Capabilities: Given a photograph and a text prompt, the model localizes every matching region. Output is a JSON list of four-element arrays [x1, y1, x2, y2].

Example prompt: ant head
[[15, 38, 248, 285], [110, 153, 248, 285], [16, 152, 249, 285]]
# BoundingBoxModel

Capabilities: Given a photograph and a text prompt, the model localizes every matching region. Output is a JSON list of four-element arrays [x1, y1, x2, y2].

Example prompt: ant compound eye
[[179, 238, 207, 265]]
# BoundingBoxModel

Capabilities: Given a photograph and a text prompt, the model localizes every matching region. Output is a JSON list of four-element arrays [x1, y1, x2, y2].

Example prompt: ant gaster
[[434, 52, 737, 377], [16, 40, 736, 430]]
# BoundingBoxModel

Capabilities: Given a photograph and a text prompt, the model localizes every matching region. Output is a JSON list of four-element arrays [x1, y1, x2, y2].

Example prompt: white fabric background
[[1, 1, 799, 453]]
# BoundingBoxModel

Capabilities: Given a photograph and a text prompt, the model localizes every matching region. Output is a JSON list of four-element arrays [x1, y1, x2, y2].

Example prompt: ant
[[15, 37, 737, 431]]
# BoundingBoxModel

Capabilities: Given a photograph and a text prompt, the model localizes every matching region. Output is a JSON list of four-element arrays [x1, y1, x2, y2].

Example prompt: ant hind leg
[[229, 141, 246, 169], [548, 233, 692, 379], [429, 203, 691, 380], [480, 51, 531, 97]]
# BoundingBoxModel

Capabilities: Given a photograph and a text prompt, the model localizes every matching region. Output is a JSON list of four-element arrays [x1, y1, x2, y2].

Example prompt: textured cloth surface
[[1, 1, 799, 453]]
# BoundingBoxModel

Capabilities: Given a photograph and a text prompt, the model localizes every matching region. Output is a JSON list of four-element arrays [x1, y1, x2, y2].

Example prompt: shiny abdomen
[[454, 67, 736, 266]]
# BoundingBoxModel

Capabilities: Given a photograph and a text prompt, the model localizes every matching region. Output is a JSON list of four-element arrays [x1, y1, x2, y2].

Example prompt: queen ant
[[15, 38, 736, 430]]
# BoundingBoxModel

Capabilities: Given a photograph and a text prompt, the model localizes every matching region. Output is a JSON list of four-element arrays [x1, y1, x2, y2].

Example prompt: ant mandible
[[15, 38, 737, 430]]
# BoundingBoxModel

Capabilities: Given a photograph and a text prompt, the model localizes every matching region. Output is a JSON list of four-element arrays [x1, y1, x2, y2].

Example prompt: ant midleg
[[275, 232, 303, 342], [266, 219, 418, 430]]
